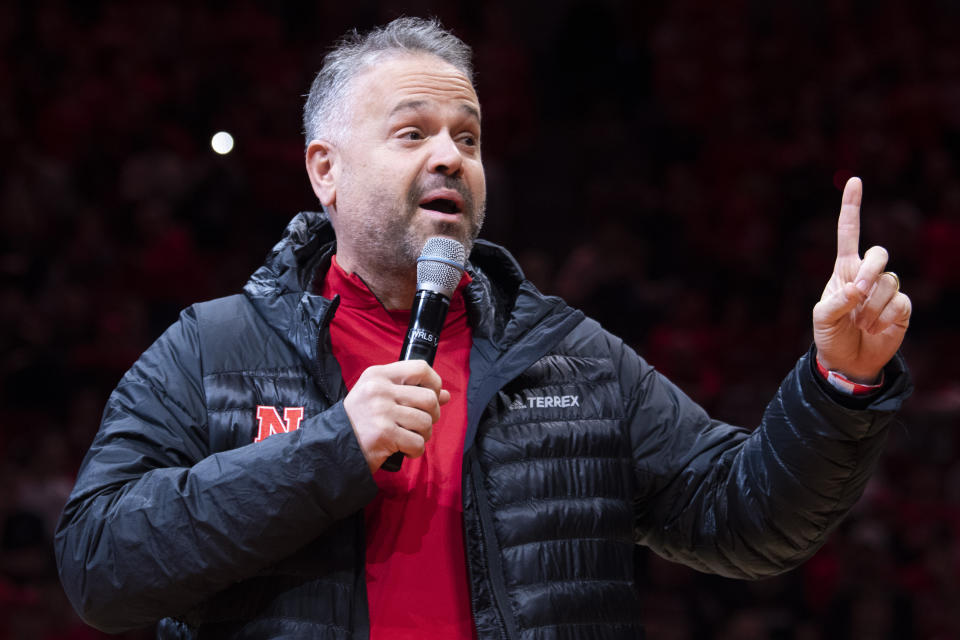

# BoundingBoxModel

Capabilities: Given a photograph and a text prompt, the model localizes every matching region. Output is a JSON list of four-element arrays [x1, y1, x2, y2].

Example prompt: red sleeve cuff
[[815, 358, 884, 395]]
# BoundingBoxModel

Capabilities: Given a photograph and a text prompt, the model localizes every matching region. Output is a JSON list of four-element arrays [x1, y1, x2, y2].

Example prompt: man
[[55, 17, 912, 640]]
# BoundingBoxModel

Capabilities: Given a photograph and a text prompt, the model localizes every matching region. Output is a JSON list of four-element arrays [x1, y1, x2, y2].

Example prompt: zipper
[[309, 295, 342, 405], [460, 306, 585, 639], [468, 448, 520, 640], [463, 460, 486, 637], [307, 292, 369, 637]]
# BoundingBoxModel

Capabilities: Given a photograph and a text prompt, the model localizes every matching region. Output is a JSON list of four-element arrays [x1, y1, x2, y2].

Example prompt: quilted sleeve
[[623, 342, 911, 579], [54, 306, 377, 632]]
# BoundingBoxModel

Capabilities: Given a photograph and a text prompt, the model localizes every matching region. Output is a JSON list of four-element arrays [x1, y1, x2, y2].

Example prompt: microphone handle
[[382, 290, 450, 472]]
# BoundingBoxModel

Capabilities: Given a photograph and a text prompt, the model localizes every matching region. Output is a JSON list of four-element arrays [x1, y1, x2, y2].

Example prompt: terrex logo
[[254, 405, 304, 442], [509, 395, 580, 410]]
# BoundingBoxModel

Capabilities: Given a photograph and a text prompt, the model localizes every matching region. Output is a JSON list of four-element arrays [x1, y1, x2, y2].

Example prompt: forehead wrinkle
[[390, 70, 475, 91], [390, 80, 478, 106], [387, 67, 477, 101], [347, 56, 482, 132], [353, 55, 476, 96], [389, 99, 481, 123]]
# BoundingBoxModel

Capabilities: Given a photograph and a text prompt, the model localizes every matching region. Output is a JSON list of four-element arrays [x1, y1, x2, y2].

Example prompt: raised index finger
[[837, 176, 862, 259]]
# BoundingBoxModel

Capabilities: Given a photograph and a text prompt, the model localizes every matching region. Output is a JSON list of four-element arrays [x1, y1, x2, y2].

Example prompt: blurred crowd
[[1, 1, 958, 638]]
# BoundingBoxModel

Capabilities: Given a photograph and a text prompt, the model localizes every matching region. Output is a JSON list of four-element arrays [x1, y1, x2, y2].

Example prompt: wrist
[[815, 357, 884, 395]]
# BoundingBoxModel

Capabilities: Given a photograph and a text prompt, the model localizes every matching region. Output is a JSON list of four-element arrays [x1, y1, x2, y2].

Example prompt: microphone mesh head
[[417, 237, 466, 297]]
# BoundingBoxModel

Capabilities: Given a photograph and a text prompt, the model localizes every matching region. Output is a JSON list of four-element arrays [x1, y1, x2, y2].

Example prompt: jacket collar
[[245, 210, 336, 299], [242, 210, 568, 352]]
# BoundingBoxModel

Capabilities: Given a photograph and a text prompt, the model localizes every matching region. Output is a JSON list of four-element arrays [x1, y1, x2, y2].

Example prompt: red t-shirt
[[320, 256, 475, 639]]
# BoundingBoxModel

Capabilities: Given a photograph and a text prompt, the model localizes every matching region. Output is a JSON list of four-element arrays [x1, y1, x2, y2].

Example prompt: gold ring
[[882, 271, 900, 292]]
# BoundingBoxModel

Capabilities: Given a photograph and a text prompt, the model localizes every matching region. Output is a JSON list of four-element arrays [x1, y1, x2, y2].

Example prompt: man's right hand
[[342, 360, 451, 472]]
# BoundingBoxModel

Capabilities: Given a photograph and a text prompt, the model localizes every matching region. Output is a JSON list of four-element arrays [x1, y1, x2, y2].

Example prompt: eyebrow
[[389, 99, 481, 122]]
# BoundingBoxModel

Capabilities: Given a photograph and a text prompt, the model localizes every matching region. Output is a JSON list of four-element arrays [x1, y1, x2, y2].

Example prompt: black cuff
[[807, 345, 913, 412]]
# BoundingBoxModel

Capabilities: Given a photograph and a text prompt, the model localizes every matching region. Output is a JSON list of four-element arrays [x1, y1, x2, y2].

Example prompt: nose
[[428, 130, 463, 177]]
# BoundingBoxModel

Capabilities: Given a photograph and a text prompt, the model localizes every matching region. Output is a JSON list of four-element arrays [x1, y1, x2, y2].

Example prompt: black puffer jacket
[[55, 211, 911, 639]]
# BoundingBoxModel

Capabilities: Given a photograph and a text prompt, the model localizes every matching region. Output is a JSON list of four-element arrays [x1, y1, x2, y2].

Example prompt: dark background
[[2, 1, 959, 638]]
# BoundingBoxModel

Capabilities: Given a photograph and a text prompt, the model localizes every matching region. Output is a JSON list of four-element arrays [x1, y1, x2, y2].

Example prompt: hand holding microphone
[[342, 360, 450, 472], [342, 237, 466, 473]]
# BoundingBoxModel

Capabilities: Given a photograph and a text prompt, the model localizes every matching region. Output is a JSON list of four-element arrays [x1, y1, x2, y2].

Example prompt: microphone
[[381, 237, 466, 472]]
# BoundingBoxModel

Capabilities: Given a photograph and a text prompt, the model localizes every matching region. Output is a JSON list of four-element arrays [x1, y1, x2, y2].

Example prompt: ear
[[305, 139, 339, 207]]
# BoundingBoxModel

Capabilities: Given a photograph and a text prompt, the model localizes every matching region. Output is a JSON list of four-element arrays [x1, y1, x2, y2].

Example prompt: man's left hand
[[812, 177, 912, 384]]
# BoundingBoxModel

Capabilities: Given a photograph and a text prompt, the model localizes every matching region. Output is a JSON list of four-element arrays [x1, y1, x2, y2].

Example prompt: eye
[[399, 129, 424, 141], [458, 133, 479, 147]]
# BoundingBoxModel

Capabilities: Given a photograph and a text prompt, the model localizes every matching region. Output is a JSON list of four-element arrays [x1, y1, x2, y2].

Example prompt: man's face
[[317, 53, 486, 278]]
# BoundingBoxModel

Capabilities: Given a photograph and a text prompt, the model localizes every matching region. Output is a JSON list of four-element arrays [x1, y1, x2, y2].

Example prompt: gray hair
[[303, 17, 475, 147]]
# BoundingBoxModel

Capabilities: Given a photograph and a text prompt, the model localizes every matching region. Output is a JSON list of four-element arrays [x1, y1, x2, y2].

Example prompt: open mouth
[[420, 198, 462, 214]]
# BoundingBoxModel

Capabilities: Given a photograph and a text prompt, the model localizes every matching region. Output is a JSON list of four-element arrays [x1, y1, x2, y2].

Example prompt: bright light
[[211, 131, 234, 155]]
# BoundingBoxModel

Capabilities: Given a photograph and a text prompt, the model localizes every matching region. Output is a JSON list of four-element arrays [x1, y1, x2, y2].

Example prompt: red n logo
[[254, 405, 305, 442]]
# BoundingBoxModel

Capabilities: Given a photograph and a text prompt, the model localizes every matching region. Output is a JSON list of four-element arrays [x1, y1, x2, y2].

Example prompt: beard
[[338, 174, 485, 278]]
